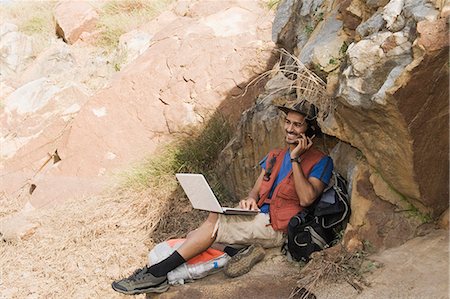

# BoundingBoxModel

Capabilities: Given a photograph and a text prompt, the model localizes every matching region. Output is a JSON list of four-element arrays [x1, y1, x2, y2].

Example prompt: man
[[112, 101, 333, 295]]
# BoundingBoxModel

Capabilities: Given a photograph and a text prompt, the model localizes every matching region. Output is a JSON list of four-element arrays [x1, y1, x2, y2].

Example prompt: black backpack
[[284, 171, 351, 262]]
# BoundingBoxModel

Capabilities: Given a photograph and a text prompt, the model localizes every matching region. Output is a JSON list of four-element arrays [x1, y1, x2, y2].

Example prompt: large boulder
[[1, 0, 276, 208], [219, 74, 290, 198], [0, 80, 92, 207], [54, 1, 99, 44], [117, 11, 179, 68], [0, 23, 35, 80], [220, 0, 448, 251], [18, 40, 114, 91], [271, 0, 449, 219]]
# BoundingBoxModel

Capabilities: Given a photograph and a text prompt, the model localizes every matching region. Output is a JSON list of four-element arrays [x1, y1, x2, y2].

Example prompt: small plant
[[340, 41, 349, 56], [362, 239, 375, 253], [361, 260, 382, 274], [5, 1, 56, 36], [405, 204, 432, 223], [304, 24, 314, 35], [111, 48, 128, 71], [373, 169, 432, 224], [329, 58, 338, 65], [315, 12, 324, 22], [21, 15, 50, 35], [355, 149, 365, 160], [266, 0, 281, 10]]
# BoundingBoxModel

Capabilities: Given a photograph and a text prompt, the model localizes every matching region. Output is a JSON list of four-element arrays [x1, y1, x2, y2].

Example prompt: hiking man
[[112, 101, 334, 295]]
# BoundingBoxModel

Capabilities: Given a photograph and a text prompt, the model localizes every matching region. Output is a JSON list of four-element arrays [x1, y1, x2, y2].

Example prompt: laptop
[[176, 173, 259, 216]]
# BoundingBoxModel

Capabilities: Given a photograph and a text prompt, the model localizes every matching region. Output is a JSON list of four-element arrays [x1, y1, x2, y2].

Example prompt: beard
[[285, 131, 300, 144]]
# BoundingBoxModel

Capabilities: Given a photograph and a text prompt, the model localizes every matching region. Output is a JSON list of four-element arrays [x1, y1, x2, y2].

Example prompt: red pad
[[165, 239, 225, 265]]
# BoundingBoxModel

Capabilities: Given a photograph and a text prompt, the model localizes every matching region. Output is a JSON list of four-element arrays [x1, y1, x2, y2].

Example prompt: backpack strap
[[263, 149, 283, 181]]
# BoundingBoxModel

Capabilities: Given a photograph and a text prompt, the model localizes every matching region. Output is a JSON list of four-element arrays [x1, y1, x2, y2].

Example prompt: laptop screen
[[176, 173, 223, 213]]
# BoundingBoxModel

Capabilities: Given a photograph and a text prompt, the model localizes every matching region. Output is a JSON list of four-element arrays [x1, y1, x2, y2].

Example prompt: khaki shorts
[[214, 213, 285, 248]]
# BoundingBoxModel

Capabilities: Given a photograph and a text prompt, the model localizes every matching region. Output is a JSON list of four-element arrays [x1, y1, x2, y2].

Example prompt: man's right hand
[[239, 197, 259, 210]]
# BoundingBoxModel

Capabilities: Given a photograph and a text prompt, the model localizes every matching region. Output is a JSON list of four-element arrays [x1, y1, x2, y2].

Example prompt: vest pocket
[[277, 184, 298, 201], [272, 202, 302, 232]]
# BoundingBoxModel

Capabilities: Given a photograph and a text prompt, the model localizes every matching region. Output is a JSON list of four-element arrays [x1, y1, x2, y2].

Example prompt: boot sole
[[111, 281, 170, 295], [224, 245, 265, 278]]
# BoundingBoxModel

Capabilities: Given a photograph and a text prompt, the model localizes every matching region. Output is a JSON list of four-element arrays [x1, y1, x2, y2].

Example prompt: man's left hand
[[239, 197, 259, 210]]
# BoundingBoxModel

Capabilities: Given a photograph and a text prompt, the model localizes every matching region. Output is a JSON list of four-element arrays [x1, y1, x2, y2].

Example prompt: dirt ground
[[148, 229, 449, 299], [1, 191, 447, 299]]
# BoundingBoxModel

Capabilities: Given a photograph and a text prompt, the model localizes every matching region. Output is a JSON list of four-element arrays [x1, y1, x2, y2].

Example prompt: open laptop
[[176, 173, 259, 216]]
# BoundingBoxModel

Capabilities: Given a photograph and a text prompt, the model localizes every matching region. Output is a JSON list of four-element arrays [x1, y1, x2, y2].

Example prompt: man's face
[[284, 111, 308, 144]]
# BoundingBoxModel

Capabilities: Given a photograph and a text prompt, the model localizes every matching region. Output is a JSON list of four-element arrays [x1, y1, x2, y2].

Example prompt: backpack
[[284, 171, 351, 262]]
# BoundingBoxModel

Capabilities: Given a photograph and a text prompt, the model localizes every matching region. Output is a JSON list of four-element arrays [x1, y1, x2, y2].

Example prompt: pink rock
[[417, 18, 449, 52], [54, 1, 99, 44], [2, 1, 275, 209]]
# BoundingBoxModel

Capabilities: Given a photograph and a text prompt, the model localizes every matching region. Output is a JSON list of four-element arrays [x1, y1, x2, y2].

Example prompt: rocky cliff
[[1, 0, 275, 213], [220, 0, 449, 250]]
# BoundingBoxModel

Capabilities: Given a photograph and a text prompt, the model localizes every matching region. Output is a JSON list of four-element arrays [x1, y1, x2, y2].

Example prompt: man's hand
[[239, 197, 259, 210], [291, 133, 315, 159]]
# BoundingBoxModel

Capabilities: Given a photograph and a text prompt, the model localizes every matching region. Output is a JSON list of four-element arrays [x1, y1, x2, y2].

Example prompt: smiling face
[[284, 111, 308, 145]]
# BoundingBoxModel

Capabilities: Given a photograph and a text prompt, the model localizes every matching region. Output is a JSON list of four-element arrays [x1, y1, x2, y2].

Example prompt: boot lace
[[127, 266, 149, 281]]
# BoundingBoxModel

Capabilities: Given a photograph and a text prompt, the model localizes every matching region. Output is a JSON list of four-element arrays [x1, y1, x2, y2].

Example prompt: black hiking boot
[[111, 266, 169, 295]]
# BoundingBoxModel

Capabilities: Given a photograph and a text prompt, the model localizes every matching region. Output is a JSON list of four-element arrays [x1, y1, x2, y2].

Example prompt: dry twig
[[289, 244, 373, 298], [243, 48, 335, 120]]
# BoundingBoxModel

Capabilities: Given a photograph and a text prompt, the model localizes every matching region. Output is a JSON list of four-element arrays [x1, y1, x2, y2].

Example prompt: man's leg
[[176, 213, 218, 260], [215, 213, 285, 278], [112, 213, 219, 295], [147, 213, 218, 277]]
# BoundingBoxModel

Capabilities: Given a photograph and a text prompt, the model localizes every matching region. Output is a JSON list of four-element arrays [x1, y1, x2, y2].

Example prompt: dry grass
[[265, 0, 281, 10], [1, 1, 57, 36], [0, 1, 57, 54], [243, 48, 334, 121], [289, 244, 376, 299], [0, 191, 23, 220], [1, 0, 173, 55], [96, 0, 174, 51], [0, 191, 157, 298], [0, 111, 233, 298], [120, 112, 234, 242]]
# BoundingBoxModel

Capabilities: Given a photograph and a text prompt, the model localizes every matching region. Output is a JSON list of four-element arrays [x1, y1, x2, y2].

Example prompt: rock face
[[54, 1, 99, 44], [1, 1, 276, 209], [221, 0, 448, 250], [316, 229, 449, 298], [219, 74, 290, 198], [0, 23, 35, 80]]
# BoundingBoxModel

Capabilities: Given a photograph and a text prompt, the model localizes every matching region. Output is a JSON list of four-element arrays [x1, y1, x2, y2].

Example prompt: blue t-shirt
[[259, 150, 333, 213]]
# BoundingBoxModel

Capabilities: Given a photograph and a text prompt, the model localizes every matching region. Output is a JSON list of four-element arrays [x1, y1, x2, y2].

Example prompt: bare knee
[[186, 229, 196, 238], [205, 213, 218, 225], [186, 213, 218, 239]]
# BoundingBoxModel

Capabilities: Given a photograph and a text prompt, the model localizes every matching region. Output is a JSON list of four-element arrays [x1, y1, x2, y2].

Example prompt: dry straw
[[289, 245, 371, 299], [0, 113, 228, 298], [0, 189, 167, 298], [244, 48, 335, 120]]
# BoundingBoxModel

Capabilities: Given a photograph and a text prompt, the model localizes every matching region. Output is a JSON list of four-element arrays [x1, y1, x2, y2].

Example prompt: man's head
[[275, 100, 318, 145], [283, 110, 308, 145]]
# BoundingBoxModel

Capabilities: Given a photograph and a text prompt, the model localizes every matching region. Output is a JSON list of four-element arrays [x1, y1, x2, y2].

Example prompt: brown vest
[[257, 147, 325, 233]]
